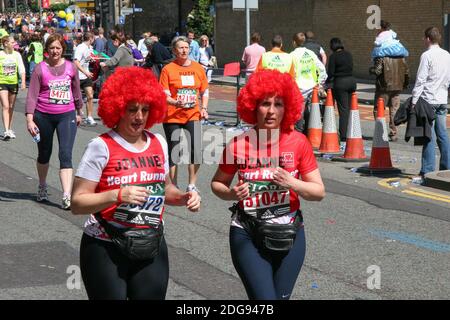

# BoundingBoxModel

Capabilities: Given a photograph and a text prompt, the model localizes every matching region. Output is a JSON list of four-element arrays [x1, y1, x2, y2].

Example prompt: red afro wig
[[98, 66, 167, 129], [237, 69, 304, 131]]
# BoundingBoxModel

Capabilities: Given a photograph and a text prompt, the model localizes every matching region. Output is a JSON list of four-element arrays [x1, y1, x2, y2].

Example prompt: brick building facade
[[215, 0, 450, 79]]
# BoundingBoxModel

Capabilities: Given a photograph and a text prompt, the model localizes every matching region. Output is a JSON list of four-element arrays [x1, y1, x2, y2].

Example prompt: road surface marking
[[402, 189, 450, 204]]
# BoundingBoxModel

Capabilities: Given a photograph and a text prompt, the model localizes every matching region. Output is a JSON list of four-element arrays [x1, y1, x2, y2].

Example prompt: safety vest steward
[[0, 28, 8, 39], [0, 52, 19, 85], [28, 42, 44, 63], [291, 48, 318, 90], [261, 51, 293, 73]]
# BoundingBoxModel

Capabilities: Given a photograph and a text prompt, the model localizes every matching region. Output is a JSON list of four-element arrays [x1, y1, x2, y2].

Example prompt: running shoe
[[2, 131, 10, 141], [85, 117, 97, 127], [61, 196, 71, 210], [37, 184, 49, 202], [7, 130, 16, 139]]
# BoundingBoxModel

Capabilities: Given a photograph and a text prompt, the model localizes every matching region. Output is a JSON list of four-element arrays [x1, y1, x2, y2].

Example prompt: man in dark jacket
[[370, 56, 409, 141], [143, 36, 173, 78], [304, 31, 327, 65]]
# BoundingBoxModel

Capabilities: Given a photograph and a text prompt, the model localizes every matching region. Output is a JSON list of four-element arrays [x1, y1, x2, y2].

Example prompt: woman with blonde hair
[[0, 35, 26, 140], [198, 35, 215, 83]]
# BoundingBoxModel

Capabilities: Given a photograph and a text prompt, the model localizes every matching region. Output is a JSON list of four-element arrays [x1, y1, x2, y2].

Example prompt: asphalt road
[[0, 87, 449, 300]]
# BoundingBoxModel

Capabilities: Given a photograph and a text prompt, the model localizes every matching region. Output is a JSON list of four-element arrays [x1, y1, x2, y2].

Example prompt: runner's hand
[[119, 186, 150, 206], [175, 100, 185, 107], [27, 120, 38, 136], [185, 191, 201, 212], [231, 180, 249, 201], [85, 71, 94, 79], [201, 108, 208, 120], [273, 167, 294, 189]]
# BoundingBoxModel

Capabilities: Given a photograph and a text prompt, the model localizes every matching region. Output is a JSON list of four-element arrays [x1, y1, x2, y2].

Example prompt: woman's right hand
[[27, 119, 39, 136], [117, 185, 150, 206], [231, 180, 250, 201]]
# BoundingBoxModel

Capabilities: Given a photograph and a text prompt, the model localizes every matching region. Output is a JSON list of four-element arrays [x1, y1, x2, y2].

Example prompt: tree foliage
[[186, 0, 213, 38]]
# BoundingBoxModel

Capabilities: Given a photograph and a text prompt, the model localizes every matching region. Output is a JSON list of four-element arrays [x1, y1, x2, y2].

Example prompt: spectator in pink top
[[241, 32, 266, 77]]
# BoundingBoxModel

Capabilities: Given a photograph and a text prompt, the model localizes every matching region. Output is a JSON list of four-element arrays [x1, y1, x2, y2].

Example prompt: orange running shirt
[[159, 61, 208, 124]]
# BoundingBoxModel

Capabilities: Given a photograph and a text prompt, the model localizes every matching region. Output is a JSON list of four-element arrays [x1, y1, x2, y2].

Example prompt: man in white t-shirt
[[74, 32, 97, 126], [138, 32, 151, 58]]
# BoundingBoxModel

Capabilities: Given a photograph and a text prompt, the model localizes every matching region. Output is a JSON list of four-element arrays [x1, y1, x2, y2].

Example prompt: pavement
[[210, 73, 450, 192]]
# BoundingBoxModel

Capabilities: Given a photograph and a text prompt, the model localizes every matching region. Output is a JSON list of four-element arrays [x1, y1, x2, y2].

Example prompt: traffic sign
[[134, 7, 143, 12], [232, 0, 258, 10], [121, 8, 133, 14]]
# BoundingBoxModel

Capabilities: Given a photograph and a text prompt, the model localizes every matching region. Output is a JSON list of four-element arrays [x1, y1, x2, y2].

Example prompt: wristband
[[117, 187, 123, 203]]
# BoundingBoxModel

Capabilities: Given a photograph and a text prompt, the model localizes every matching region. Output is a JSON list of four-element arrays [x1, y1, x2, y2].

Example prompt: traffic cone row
[[305, 90, 401, 175]]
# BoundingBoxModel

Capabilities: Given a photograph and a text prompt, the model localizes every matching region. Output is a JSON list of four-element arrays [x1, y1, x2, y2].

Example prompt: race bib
[[181, 75, 195, 86], [48, 79, 71, 105], [242, 181, 290, 219], [2, 62, 16, 77], [176, 88, 197, 108], [114, 182, 165, 227]]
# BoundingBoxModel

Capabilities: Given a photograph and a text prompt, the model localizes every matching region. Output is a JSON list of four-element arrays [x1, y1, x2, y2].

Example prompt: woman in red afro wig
[[237, 69, 304, 131], [71, 66, 201, 300], [211, 69, 325, 300], [98, 66, 167, 129]]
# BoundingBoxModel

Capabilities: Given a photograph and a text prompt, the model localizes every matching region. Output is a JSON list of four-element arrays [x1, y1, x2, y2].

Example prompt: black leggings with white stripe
[[79, 233, 169, 300]]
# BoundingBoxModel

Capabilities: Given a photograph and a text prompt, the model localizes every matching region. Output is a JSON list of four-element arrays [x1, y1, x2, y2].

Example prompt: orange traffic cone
[[358, 98, 401, 174], [318, 89, 341, 154], [333, 93, 368, 162], [307, 86, 322, 149]]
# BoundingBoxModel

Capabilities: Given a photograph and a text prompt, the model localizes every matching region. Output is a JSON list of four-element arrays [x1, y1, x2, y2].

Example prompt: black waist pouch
[[95, 213, 163, 261], [230, 204, 302, 253], [257, 222, 299, 252]]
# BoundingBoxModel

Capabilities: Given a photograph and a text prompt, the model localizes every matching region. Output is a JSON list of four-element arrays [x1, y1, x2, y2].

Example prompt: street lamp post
[[245, 0, 250, 46]]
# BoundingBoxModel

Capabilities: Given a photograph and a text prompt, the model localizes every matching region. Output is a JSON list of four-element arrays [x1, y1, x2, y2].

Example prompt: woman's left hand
[[272, 167, 294, 189], [185, 191, 201, 212], [76, 115, 82, 126]]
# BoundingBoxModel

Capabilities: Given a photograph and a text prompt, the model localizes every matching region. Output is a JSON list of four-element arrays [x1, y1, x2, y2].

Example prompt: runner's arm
[[211, 168, 249, 201], [71, 177, 151, 215], [17, 52, 26, 88], [165, 176, 200, 211], [71, 63, 84, 113], [73, 58, 93, 78]]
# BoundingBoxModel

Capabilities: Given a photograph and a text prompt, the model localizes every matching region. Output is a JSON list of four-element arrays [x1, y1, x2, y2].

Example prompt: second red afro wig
[[98, 66, 167, 129], [237, 69, 304, 131]]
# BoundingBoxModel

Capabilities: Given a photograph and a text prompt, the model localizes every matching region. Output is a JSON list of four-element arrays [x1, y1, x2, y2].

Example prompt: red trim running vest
[[96, 131, 166, 228]]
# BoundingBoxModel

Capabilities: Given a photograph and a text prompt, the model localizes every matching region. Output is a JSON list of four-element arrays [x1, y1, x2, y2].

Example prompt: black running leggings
[[230, 225, 306, 300], [33, 110, 77, 168], [79, 233, 169, 300], [163, 121, 202, 167]]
